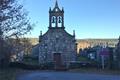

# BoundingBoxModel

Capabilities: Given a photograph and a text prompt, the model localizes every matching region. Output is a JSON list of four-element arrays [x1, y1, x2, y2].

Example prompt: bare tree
[[0, 0, 33, 67], [0, 0, 32, 38], [22, 38, 32, 55]]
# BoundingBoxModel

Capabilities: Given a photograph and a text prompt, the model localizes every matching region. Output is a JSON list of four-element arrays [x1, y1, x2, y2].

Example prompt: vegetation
[[0, 0, 33, 67], [77, 56, 89, 61], [0, 68, 20, 80], [23, 56, 39, 65], [69, 68, 120, 75], [0, 0, 32, 38]]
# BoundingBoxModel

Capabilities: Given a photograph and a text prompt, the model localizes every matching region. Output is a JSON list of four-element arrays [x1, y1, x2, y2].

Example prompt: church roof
[[55, 0, 58, 8], [42, 28, 74, 39]]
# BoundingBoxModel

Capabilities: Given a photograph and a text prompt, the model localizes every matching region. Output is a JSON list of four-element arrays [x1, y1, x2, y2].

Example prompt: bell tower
[[49, 0, 65, 29]]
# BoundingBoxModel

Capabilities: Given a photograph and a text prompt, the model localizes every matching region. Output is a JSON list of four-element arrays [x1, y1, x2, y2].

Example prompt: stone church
[[32, 1, 77, 67], [114, 36, 120, 69]]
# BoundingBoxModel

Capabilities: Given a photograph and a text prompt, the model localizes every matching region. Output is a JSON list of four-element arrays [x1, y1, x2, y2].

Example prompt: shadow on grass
[[0, 68, 25, 80]]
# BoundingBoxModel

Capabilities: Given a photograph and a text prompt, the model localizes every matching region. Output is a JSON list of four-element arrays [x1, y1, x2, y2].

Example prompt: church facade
[[114, 36, 120, 69], [32, 1, 77, 66]]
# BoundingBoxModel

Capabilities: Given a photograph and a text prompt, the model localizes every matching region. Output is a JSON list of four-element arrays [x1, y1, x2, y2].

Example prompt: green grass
[[23, 56, 39, 65], [69, 68, 120, 75], [0, 68, 24, 80], [77, 56, 98, 64], [77, 56, 89, 61], [23, 58, 39, 65]]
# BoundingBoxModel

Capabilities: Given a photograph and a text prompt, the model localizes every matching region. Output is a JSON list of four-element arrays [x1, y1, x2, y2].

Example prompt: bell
[[52, 17, 55, 23], [58, 17, 61, 23], [58, 19, 61, 23]]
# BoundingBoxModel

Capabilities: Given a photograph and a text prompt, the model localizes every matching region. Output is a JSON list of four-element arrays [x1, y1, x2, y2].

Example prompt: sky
[[21, 0, 120, 39]]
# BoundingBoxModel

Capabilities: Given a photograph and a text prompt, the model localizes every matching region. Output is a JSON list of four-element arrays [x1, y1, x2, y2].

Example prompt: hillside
[[27, 38, 118, 53]]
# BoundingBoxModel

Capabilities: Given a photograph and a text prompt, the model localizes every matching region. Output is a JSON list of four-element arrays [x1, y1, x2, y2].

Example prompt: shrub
[[9, 62, 55, 70], [69, 61, 98, 69]]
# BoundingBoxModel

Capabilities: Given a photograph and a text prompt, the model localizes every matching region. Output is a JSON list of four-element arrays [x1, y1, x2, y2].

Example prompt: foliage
[[9, 61, 55, 70], [23, 56, 39, 65], [0, 38, 12, 68], [20, 38, 33, 55], [0, 68, 17, 80], [77, 56, 89, 61]]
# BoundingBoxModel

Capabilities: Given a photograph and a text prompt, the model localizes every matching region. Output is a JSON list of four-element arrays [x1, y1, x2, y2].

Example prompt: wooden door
[[53, 53, 62, 67]]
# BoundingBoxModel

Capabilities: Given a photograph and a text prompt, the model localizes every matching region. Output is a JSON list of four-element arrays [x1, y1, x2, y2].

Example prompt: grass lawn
[[0, 68, 25, 80], [77, 56, 89, 61], [69, 68, 120, 75]]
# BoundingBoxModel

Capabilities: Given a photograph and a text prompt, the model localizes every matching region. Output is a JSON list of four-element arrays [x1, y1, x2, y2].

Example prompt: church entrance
[[53, 53, 62, 69]]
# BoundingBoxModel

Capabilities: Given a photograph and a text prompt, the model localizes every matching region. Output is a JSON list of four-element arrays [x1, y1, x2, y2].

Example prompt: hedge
[[9, 62, 55, 70]]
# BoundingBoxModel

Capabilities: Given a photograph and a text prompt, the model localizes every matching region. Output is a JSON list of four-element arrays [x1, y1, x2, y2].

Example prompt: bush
[[0, 68, 17, 80], [69, 61, 98, 69], [9, 62, 55, 70], [40, 62, 55, 70]]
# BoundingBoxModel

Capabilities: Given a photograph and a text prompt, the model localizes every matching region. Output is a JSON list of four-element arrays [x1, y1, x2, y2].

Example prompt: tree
[[0, 31, 12, 67], [0, 0, 33, 67], [22, 38, 32, 55], [0, 0, 32, 38]]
